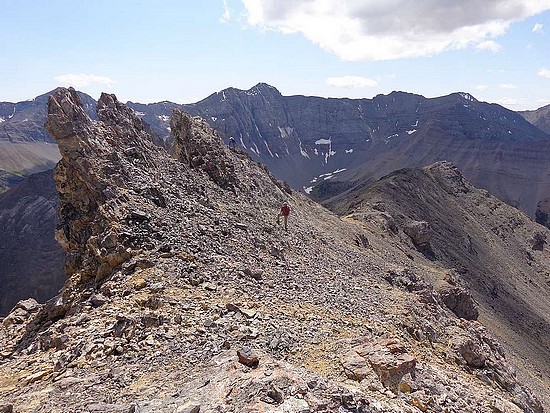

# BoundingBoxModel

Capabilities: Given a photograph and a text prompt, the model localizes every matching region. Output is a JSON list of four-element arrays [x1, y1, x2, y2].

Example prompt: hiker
[[277, 202, 291, 230], [228, 136, 236, 150]]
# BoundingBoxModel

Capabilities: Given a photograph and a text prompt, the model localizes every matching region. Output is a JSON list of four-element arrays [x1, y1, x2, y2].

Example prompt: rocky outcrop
[[0, 89, 96, 193], [342, 339, 417, 391], [0, 90, 545, 413], [535, 198, 550, 229], [170, 110, 236, 188], [403, 220, 432, 249], [437, 283, 479, 320]]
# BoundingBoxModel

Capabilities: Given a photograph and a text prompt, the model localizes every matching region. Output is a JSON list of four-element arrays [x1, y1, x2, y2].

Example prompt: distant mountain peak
[[457, 92, 478, 102], [250, 82, 279, 92]]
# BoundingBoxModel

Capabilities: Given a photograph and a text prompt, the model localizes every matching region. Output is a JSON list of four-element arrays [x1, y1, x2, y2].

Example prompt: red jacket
[[280, 204, 290, 216]]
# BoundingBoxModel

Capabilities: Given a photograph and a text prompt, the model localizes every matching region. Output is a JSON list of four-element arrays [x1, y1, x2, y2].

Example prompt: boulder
[[437, 284, 479, 320], [531, 231, 546, 251], [403, 220, 432, 248], [347, 339, 416, 390]]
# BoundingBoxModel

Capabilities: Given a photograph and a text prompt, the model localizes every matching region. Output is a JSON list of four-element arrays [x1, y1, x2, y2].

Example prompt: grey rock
[[175, 405, 200, 413], [438, 284, 479, 320], [90, 293, 109, 307], [403, 220, 432, 248]]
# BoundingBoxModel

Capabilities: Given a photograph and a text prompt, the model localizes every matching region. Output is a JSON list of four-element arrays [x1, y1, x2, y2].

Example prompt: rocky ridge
[[2, 86, 550, 219], [521, 104, 550, 135], [134, 84, 550, 218], [0, 88, 545, 412], [326, 162, 550, 405]]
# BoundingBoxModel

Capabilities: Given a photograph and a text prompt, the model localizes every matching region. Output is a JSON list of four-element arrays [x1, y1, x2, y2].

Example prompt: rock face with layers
[[0, 169, 64, 315], [0, 89, 545, 412], [170, 110, 236, 188], [45, 89, 151, 283]]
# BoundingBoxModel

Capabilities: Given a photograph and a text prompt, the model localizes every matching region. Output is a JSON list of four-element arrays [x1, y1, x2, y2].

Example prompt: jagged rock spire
[[171, 109, 236, 188]]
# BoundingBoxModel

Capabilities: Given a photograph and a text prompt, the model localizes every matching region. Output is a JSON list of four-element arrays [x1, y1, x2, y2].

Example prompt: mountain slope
[[2, 85, 549, 218], [128, 84, 550, 217], [0, 169, 65, 315], [521, 104, 550, 135], [0, 88, 545, 412], [326, 161, 550, 404]]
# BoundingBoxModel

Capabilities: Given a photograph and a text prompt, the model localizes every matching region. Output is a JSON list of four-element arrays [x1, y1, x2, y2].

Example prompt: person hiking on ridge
[[277, 202, 291, 230], [228, 136, 236, 150]]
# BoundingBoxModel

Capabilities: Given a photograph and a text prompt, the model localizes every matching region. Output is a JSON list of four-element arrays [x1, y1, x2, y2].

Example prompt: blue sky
[[1, 0, 549, 110]]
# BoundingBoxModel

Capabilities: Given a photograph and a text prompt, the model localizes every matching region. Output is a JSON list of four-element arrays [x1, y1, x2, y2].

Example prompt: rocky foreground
[[0, 88, 546, 412]]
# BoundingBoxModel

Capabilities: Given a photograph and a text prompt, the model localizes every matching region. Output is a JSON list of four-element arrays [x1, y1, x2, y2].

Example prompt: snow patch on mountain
[[315, 138, 332, 145], [278, 126, 294, 139], [264, 140, 274, 157], [249, 142, 260, 155], [459, 92, 477, 102]]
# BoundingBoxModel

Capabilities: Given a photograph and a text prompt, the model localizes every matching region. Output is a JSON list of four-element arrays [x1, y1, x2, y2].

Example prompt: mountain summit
[[0, 88, 546, 412]]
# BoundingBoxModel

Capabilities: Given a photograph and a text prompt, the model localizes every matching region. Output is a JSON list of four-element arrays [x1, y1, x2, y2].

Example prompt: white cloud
[[475, 85, 489, 91], [221, 0, 231, 22], [326, 76, 378, 88], [475, 40, 502, 53], [240, 0, 550, 61], [538, 68, 550, 78], [54, 73, 115, 88], [532, 23, 544, 33], [499, 83, 517, 89], [496, 97, 528, 107]]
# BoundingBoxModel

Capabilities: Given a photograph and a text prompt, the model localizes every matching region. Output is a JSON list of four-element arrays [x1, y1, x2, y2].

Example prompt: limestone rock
[[349, 339, 416, 390], [171, 109, 236, 188], [403, 220, 432, 248], [437, 284, 479, 320]]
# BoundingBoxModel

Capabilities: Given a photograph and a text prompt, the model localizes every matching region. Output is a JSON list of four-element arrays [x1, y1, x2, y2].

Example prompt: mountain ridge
[[130, 83, 550, 217], [0, 88, 547, 412]]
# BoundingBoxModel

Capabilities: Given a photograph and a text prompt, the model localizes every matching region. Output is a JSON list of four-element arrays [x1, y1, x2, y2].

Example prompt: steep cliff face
[[0, 88, 546, 412], [0, 169, 65, 315], [129, 84, 550, 217]]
